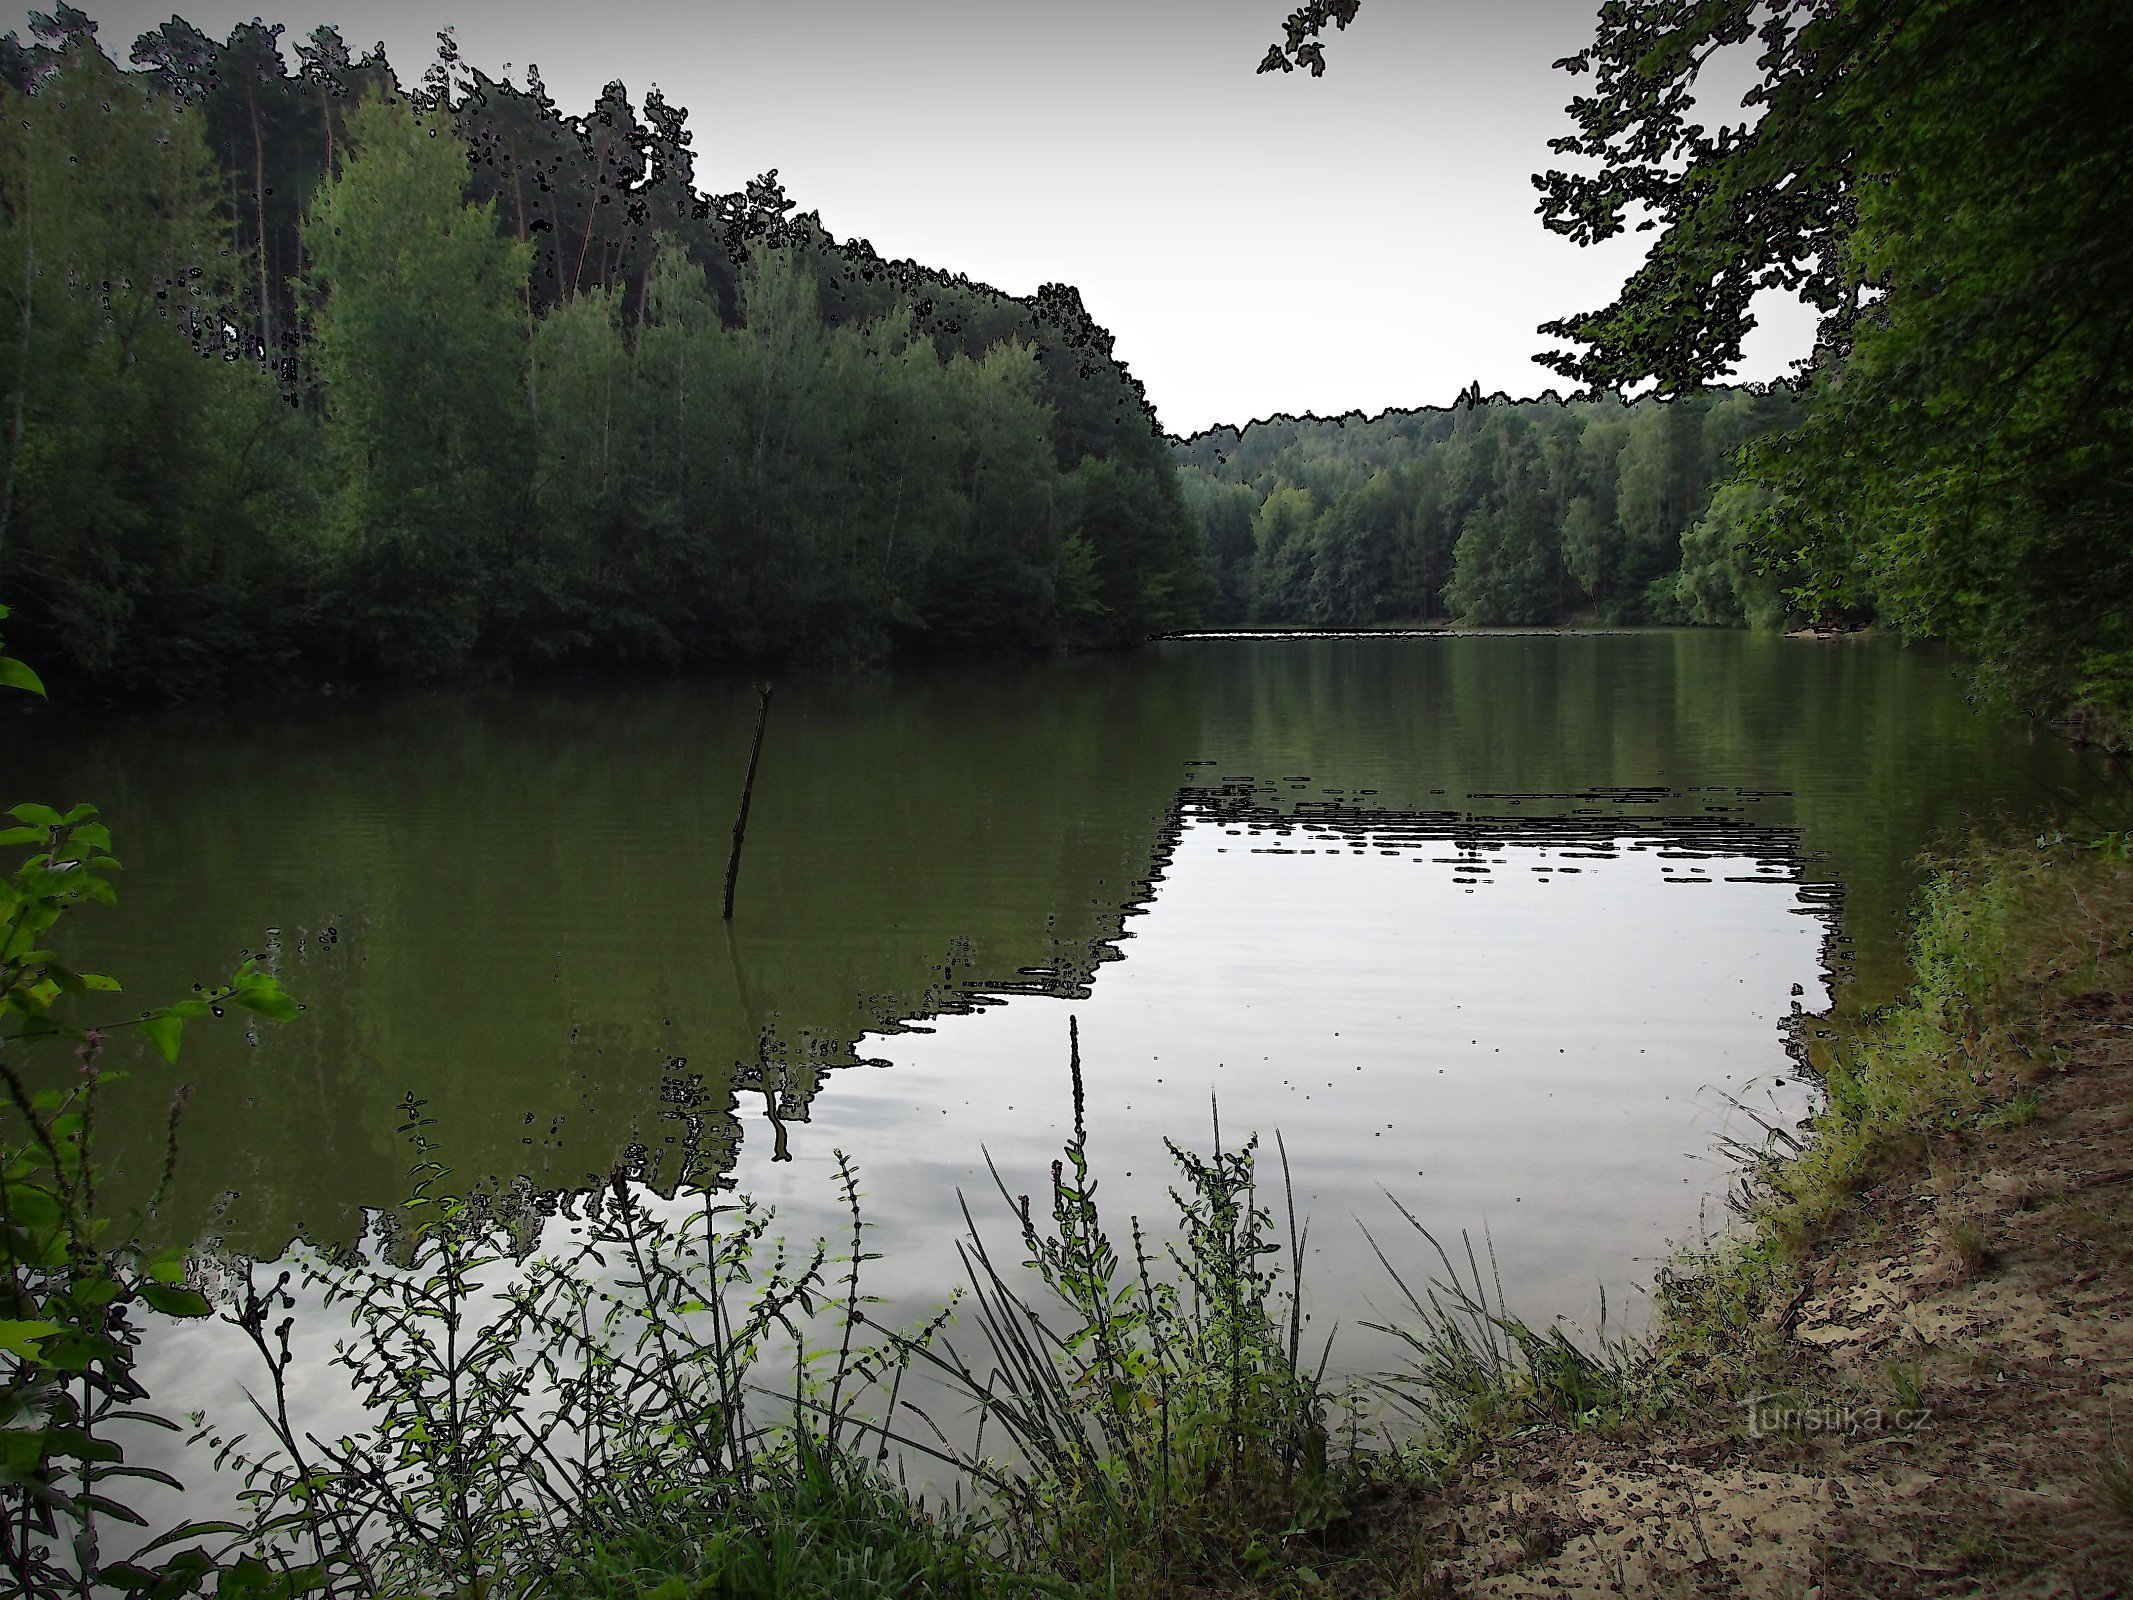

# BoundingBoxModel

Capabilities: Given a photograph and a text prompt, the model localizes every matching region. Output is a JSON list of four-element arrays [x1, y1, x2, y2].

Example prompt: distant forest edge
[[0, 9, 1211, 694], [1170, 386, 1801, 631], [4, 4, 2127, 745]]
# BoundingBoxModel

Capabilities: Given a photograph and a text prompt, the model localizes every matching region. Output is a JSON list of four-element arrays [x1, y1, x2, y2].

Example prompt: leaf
[[139, 1285, 212, 1319], [39, 1424, 124, 1464], [219, 1556, 327, 1599], [0, 655, 46, 697], [141, 1013, 183, 1063], [7, 802, 64, 829], [0, 1319, 62, 1359], [143, 1246, 190, 1286], [0, 1427, 50, 1471], [96, 1463, 186, 1490], [134, 1522, 247, 1556], [65, 822, 112, 852], [0, 826, 45, 848], [3, 1183, 62, 1227], [228, 977, 298, 1023]]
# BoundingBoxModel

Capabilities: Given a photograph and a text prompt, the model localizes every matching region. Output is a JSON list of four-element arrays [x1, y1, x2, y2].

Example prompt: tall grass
[[12, 1029, 1392, 1599], [1641, 833, 2133, 1381], [900, 1019, 1349, 1592], [1360, 1204, 1642, 1460]]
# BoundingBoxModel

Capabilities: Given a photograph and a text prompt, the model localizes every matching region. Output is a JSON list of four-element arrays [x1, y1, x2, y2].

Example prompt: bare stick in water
[[722, 683, 774, 921]]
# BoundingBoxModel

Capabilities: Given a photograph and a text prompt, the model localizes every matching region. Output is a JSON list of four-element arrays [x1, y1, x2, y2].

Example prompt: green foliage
[[0, 21, 1205, 690], [0, 33, 297, 695], [0, 611, 297, 1599], [1745, 836, 2133, 1257], [902, 1022, 1347, 1593], [1180, 390, 1793, 628], [1063, 455, 1210, 646], [1538, 0, 2133, 730], [1248, 484, 1320, 623], [554, 1436, 1040, 1600], [171, 1106, 1020, 1600], [1363, 1212, 1641, 1463], [1676, 480, 1792, 628], [303, 92, 534, 677]]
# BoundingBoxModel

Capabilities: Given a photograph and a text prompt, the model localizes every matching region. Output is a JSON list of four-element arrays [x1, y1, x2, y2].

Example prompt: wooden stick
[[722, 683, 774, 921]]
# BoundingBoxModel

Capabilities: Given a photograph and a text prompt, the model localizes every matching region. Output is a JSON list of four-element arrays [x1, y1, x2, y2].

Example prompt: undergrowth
[[898, 1019, 1353, 1594], [1642, 831, 2133, 1390]]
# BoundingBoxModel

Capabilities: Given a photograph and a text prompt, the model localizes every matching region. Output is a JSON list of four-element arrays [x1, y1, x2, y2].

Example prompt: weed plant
[[191, 1098, 1001, 1600], [901, 1020, 1349, 1594], [1360, 1201, 1642, 1467], [1, 610, 303, 1600], [1631, 830, 2133, 1401]]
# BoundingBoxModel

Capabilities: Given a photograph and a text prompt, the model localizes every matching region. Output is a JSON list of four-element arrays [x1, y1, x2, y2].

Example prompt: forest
[[1254, 0, 2132, 738], [1172, 385, 1802, 628], [3, 0, 2127, 739], [0, 8, 1210, 696]]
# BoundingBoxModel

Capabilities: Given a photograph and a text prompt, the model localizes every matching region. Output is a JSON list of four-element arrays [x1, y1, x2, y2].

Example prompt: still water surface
[[15, 631, 2115, 1378]]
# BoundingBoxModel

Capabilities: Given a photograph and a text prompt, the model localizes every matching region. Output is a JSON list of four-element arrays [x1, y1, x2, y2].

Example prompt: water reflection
[[9, 631, 2110, 1277], [730, 794, 1828, 1367], [17, 630, 2117, 1539]]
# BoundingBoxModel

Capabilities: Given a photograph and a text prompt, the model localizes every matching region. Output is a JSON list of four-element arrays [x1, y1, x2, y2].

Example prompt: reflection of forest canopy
[[46, 657, 1213, 1252], [0, 8, 1209, 695], [1172, 388, 1801, 629]]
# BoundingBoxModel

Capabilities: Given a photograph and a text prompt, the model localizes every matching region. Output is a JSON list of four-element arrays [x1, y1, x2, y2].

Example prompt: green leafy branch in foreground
[[0, 603, 300, 1600]]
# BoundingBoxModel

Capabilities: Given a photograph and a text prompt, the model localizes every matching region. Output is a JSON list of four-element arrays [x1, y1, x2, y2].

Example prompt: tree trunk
[[249, 87, 275, 378]]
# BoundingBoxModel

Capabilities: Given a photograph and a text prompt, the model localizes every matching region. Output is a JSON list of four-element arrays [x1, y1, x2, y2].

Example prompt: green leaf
[[139, 1284, 212, 1319], [0, 656, 46, 697], [219, 1556, 327, 1600], [7, 803, 64, 829], [0, 826, 45, 848], [228, 977, 298, 1023], [38, 1425, 123, 1463], [3, 1183, 63, 1227], [0, 1427, 50, 1470], [0, 1319, 62, 1359], [141, 1013, 183, 1064], [142, 1246, 190, 1286]]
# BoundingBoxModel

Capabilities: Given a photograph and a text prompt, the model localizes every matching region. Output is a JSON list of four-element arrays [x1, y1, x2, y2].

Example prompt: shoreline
[[1325, 835, 2133, 1595]]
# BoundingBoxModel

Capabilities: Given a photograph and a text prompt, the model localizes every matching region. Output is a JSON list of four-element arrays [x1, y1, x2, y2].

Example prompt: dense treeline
[[1528, 0, 2133, 734], [1172, 387, 1800, 628], [0, 8, 1207, 695], [1254, 0, 2133, 736]]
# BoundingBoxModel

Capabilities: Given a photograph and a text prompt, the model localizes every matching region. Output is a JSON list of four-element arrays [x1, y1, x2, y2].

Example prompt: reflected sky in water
[[734, 798, 1828, 1372]]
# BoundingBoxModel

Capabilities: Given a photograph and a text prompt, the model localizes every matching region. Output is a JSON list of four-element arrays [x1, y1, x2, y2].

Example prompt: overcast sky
[[32, 0, 1818, 434]]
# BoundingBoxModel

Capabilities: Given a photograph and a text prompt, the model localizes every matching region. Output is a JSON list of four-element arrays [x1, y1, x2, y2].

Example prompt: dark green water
[[9, 631, 2116, 1342]]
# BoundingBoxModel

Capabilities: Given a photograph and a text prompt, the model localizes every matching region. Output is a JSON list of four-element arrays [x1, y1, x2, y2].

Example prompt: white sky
[[33, 0, 1820, 434]]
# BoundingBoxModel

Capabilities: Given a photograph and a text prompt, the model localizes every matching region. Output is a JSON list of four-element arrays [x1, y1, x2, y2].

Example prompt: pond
[[12, 630, 2115, 1408]]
